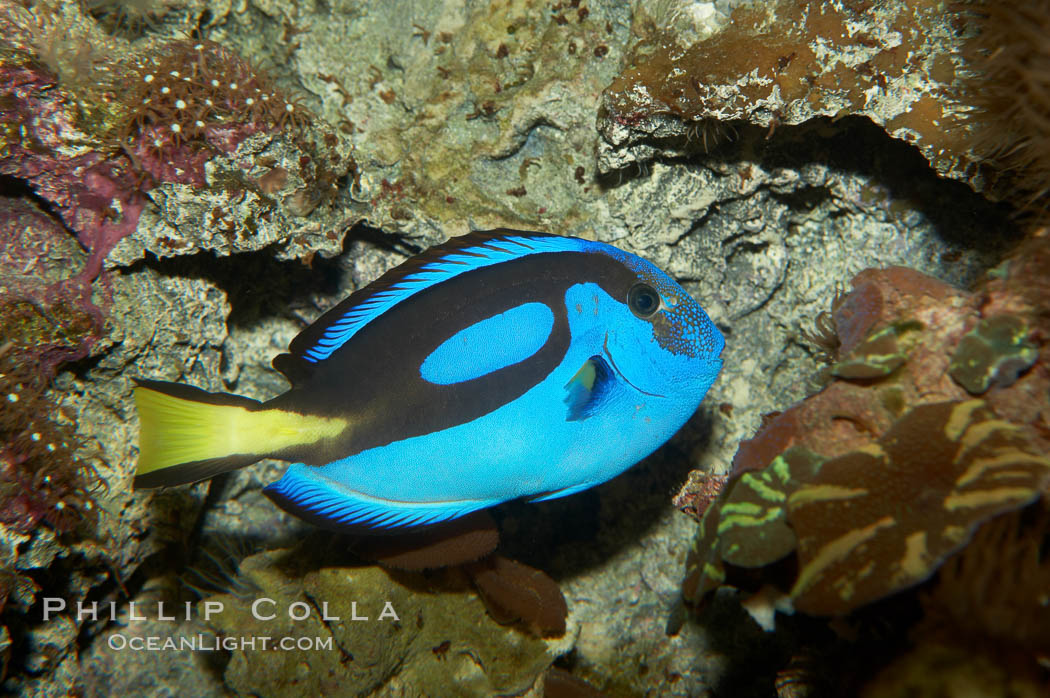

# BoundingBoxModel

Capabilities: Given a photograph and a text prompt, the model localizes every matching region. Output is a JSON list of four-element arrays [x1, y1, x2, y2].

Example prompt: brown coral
[[350, 511, 569, 637], [681, 233, 1050, 623], [464, 554, 568, 638], [683, 401, 1050, 617], [858, 503, 1050, 696], [113, 39, 312, 183], [788, 400, 1050, 615], [728, 267, 972, 482]]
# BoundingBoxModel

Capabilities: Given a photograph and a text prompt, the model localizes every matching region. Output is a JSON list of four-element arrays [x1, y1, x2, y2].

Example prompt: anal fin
[[264, 464, 493, 534], [527, 481, 597, 503]]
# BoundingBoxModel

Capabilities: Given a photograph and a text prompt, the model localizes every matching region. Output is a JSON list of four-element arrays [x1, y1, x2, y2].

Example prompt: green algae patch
[[831, 322, 922, 381], [717, 450, 821, 569], [949, 315, 1038, 395]]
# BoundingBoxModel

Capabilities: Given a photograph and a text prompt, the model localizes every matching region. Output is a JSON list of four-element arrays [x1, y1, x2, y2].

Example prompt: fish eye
[[628, 283, 661, 318]]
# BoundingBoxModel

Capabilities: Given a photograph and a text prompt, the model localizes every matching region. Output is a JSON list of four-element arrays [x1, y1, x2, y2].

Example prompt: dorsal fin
[[273, 229, 596, 384]]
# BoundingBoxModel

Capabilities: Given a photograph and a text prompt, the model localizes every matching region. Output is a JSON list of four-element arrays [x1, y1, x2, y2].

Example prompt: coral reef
[[678, 229, 1050, 690], [272, 0, 637, 236], [684, 401, 1050, 617], [2, 0, 1042, 694], [0, 0, 353, 272], [858, 503, 1050, 696], [0, 348, 100, 535], [949, 314, 1039, 394], [859, 640, 1048, 698], [709, 265, 976, 483], [0, 196, 105, 373], [0, 192, 234, 693], [0, 2, 354, 685], [464, 554, 569, 638], [599, 0, 1050, 222], [351, 511, 569, 638], [921, 503, 1050, 661], [0, 192, 110, 686]]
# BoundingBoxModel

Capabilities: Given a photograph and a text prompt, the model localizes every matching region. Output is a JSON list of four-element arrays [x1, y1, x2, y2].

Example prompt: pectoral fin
[[564, 355, 616, 421]]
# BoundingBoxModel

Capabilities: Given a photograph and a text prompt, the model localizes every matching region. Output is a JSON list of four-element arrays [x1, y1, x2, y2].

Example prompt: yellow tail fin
[[133, 381, 347, 488]]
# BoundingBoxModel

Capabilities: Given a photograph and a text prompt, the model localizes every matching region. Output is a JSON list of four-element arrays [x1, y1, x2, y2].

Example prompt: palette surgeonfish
[[134, 230, 725, 533]]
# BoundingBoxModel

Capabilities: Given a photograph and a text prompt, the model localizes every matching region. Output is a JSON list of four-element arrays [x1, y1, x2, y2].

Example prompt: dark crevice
[[0, 174, 79, 243], [602, 114, 1022, 257], [347, 223, 422, 257], [731, 116, 1019, 254], [0, 173, 37, 199], [725, 240, 770, 260], [769, 184, 832, 212], [120, 223, 406, 334], [693, 586, 922, 698]]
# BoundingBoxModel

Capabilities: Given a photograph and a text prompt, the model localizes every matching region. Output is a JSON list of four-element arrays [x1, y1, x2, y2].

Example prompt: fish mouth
[[603, 333, 665, 398]]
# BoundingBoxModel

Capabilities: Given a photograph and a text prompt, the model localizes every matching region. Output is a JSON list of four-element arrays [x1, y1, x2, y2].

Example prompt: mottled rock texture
[[598, 1, 974, 183]]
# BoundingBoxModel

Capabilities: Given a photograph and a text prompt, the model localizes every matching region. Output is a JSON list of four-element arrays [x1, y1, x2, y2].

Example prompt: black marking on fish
[[275, 229, 570, 384], [265, 245, 640, 465], [134, 378, 262, 410], [134, 454, 259, 488]]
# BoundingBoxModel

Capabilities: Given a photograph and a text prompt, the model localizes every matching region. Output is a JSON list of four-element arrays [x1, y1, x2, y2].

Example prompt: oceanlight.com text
[[108, 633, 334, 652]]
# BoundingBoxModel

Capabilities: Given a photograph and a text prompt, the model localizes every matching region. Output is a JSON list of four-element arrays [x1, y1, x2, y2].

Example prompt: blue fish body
[[134, 231, 724, 533]]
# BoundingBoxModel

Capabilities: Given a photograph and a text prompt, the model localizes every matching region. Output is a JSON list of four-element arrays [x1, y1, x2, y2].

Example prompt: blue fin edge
[[300, 232, 600, 363], [527, 480, 599, 503], [263, 464, 493, 534]]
